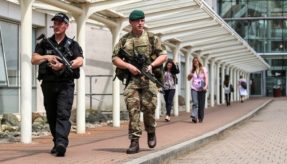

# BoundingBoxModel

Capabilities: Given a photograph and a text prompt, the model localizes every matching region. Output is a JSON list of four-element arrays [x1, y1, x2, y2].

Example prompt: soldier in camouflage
[[112, 10, 167, 154]]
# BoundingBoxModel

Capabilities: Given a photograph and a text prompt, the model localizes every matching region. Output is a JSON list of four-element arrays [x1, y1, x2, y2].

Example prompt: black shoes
[[126, 139, 139, 154], [50, 146, 57, 154], [147, 133, 156, 148], [191, 116, 197, 123], [55, 144, 66, 157]]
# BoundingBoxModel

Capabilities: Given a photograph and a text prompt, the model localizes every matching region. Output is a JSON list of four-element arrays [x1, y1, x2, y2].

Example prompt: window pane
[[247, 0, 268, 17], [271, 20, 283, 38], [0, 26, 8, 86], [233, 20, 249, 39], [269, 0, 283, 16], [283, 20, 287, 39], [219, 1, 232, 18], [231, 0, 247, 18], [284, 1, 287, 16], [0, 21, 19, 86]]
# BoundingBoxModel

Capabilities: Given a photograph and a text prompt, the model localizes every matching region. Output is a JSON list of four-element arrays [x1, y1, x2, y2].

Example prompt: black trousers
[[163, 89, 175, 116], [225, 93, 231, 105], [41, 81, 75, 148]]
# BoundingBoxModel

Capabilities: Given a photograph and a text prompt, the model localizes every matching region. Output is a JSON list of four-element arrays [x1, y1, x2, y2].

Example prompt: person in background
[[238, 75, 248, 102], [163, 59, 179, 122], [223, 76, 232, 106], [187, 56, 208, 123]]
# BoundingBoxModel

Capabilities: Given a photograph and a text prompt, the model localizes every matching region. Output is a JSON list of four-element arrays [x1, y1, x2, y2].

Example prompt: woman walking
[[163, 59, 179, 122], [223, 77, 233, 106], [238, 75, 248, 102], [187, 56, 208, 123]]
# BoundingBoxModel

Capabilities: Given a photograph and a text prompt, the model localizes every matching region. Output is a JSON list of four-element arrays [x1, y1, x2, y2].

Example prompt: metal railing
[[86, 75, 113, 110]]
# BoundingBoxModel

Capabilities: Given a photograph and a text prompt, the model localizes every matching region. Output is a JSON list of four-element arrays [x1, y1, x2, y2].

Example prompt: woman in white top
[[187, 56, 208, 123], [238, 75, 248, 102]]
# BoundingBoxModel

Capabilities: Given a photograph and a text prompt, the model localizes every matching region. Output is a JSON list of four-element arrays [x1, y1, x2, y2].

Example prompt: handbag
[[230, 84, 234, 92], [199, 79, 206, 90]]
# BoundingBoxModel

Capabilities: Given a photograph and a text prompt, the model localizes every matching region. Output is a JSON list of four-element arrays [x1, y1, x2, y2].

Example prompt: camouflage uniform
[[112, 31, 166, 139]]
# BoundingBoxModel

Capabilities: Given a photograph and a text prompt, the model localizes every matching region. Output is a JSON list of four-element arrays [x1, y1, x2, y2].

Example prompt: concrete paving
[[171, 97, 287, 164], [0, 97, 272, 164]]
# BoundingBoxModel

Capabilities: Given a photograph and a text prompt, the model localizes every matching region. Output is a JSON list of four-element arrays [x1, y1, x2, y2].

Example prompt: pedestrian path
[[0, 97, 272, 164], [171, 97, 287, 164]]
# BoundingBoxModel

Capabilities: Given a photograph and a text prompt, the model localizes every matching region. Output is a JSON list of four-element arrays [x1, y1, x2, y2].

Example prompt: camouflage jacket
[[112, 30, 166, 89]]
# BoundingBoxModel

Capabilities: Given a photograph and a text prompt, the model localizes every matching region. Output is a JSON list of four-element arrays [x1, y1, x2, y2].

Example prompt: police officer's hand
[[49, 59, 64, 71], [45, 55, 59, 63], [127, 63, 140, 75], [70, 57, 83, 69]]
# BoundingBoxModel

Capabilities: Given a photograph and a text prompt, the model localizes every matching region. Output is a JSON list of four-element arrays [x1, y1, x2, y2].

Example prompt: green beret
[[129, 10, 145, 21]]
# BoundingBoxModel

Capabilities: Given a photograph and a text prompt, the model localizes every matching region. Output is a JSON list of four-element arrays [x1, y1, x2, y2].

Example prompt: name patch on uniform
[[46, 50, 53, 55]]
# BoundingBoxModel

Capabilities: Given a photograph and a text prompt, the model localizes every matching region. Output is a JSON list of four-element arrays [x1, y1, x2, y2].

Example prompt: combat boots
[[147, 132, 156, 148], [126, 139, 139, 154]]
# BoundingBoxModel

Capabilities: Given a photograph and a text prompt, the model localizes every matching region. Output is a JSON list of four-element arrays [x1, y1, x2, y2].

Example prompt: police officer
[[31, 12, 83, 157], [112, 10, 167, 154]]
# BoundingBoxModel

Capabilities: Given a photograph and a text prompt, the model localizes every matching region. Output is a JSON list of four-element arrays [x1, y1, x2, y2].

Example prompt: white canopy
[[31, 0, 269, 72]]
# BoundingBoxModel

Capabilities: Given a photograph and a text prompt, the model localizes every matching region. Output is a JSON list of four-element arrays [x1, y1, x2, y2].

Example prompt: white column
[[233, 68, 237, 102], [234, 69, 238, 101], [210, 59, 215, 107], [204, 58, 209, 109], [172, 44, 180, 116], [75, 13, 88, 133], [221, 64, 226, 104], [216, 62, 220, 105], [185, 50, 191, 112], [111, 21, 124, 127], [20, 0, 34, 144], [155, 92, 161, 119], [247, 73, 250, 99]]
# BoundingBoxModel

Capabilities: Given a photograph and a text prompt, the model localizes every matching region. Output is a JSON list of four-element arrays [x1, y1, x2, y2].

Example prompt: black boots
[[126, 133, 156, 154], [55, 144, 66, 157], [126, 139, 139, 154], [147, 133, 156, 148]]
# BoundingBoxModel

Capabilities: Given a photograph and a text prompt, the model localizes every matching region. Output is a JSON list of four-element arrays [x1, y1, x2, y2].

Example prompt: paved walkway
[[172, 97, 287, 164], [0, 97, 272, 164]]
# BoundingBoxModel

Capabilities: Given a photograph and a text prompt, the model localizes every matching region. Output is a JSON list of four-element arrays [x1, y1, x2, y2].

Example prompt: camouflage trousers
[[123, 84, 158, 140]]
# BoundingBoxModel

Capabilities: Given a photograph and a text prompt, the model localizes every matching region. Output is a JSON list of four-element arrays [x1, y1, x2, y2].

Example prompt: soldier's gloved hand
[[127, 63, 140, 76]]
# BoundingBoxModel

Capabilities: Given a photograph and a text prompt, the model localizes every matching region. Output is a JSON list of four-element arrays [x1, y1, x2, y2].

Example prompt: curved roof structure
[[34, 0, 269, 72]]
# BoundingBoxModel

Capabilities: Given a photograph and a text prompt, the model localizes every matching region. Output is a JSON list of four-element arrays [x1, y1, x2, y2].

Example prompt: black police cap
[[51, 12, 69, 24]]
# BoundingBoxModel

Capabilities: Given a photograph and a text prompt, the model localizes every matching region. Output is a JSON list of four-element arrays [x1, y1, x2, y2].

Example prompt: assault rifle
[[36, 34, 73, 74], [118, 48, 165, 89]]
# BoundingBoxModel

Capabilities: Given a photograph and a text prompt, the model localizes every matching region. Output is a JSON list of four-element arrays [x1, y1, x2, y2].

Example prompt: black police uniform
[[34, 35, 83, 148]]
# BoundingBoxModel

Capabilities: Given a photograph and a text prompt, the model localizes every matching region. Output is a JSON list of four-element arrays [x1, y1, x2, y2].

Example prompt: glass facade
[[0, 20, 37, 114], [218, 0, 287, 96], [264, 56, 287, 96], [218, 0, 287, 53]]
